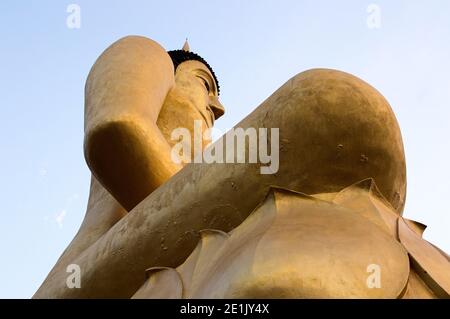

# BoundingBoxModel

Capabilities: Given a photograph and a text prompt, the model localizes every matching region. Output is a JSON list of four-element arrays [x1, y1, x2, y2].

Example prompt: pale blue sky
[[0, 1, 449, 298]]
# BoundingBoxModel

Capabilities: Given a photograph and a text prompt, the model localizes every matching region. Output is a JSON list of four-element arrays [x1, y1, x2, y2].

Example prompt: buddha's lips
[[198, 108, 212, 128]]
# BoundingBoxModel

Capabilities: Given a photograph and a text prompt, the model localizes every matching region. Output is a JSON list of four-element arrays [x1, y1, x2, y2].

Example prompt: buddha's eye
[[199, 77, 210, 93]]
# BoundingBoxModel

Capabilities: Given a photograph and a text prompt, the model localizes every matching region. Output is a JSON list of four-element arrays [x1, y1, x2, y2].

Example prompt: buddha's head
[[157, 41, 224, 149]]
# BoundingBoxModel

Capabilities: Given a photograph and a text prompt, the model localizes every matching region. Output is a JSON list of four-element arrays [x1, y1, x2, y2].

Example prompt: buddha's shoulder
[[104, 35, 164, 52], [86, 35, 170, 81]]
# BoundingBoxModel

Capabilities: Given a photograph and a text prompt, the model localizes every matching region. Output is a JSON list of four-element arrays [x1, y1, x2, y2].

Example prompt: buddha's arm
[[84, 36, 182, 211], [35, 37, 175, 291]]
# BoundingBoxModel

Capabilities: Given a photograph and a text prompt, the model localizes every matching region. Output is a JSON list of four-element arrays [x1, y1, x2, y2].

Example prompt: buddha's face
[[158, 59, 224, 149], [175, 60, 223, 127]]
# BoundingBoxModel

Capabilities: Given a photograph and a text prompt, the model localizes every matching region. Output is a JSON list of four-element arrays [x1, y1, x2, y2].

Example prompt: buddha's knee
[[241, 68, 406, 213]]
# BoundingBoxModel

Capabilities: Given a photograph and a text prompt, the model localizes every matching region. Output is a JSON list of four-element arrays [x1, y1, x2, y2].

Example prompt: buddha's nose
[[209, 95, 225, 120]]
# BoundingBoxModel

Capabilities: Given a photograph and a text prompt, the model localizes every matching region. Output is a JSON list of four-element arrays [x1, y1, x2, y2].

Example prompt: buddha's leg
[[34, 68, 406, 298]]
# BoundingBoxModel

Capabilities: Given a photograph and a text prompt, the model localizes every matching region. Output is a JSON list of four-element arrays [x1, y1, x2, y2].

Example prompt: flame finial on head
[[182, 39, 190, 51], [167, 38, 220, 95]]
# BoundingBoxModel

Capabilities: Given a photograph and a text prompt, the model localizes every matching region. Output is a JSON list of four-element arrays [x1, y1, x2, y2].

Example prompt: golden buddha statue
[[34, 36, 449, 299]]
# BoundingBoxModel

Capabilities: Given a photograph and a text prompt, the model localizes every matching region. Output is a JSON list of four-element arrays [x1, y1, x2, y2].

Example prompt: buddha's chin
[[158, 100, 208, 144], [173, 105, 207, 133]]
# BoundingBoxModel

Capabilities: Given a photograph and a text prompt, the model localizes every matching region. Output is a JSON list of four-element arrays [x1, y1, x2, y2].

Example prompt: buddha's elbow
[[84, 118, 156, 211]]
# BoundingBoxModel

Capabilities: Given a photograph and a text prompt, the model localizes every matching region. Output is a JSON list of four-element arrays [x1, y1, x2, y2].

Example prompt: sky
[[0, 1, 449, 298]]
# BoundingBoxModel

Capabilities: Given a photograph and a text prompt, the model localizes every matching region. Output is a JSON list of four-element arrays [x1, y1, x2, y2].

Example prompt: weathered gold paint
[[133, 184, 411, 299], [34, 36, 449, 299]]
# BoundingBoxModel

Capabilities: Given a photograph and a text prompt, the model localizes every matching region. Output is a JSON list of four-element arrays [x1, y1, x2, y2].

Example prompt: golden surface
[[34, 36, 448, 299], [399, 218, 450, 297], [133, 185, 410, 298]]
